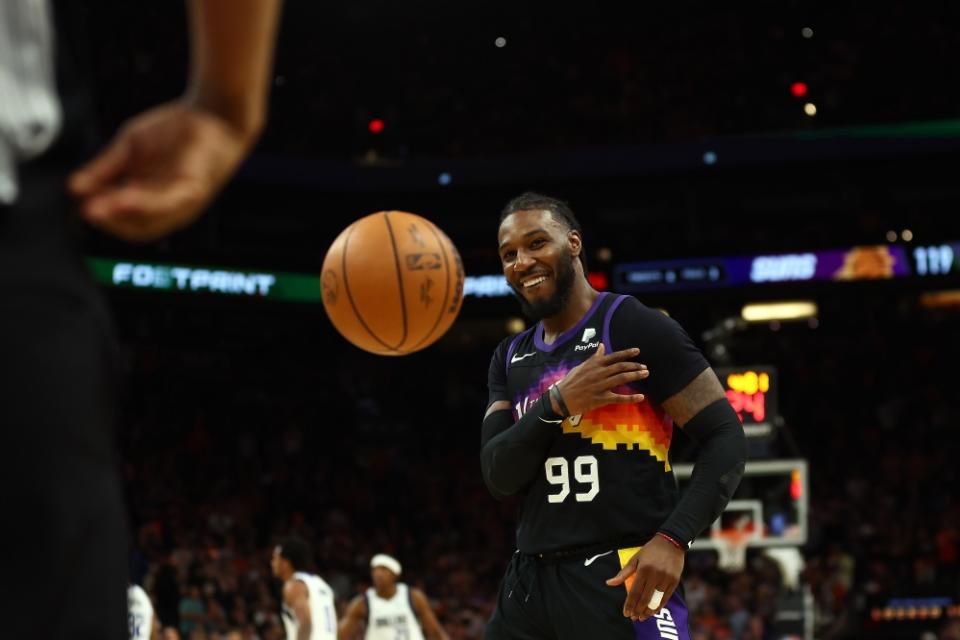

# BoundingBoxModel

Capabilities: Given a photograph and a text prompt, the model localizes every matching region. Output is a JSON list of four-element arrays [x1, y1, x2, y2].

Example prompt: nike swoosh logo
[[583, 550, 614, 566], [510, 352, 536, 363]]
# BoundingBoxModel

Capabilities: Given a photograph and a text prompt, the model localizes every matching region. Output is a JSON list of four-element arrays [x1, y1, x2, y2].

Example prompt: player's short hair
[[499, 192, 587, 269], [277, 536, 312, 571]]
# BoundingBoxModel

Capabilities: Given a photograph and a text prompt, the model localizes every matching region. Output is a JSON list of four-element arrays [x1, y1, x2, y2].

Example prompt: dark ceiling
[[74, 1, 960, 271]]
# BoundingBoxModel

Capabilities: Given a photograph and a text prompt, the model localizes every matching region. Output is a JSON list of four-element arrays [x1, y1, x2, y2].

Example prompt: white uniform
[[127, 584, 155, 640], [364, 583, 425, 640], [282, 571, 337, 640]]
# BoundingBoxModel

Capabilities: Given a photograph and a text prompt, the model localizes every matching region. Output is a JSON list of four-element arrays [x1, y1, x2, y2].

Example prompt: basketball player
[[338, 554, 449, 640], [1, 1, 281, 637], [481, 193, 747, 639], [271, 537, 339, 640], [128, 582, 160, 640]]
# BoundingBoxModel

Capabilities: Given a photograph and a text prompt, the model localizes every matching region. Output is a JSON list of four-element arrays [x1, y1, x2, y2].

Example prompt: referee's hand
[[68, 100, 259, 243], [606, 535, 684, 622], [552, 343, 649, 416]]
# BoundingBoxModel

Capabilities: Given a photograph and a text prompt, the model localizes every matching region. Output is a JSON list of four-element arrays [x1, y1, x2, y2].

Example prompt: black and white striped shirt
[[0, 0, 62, 204]]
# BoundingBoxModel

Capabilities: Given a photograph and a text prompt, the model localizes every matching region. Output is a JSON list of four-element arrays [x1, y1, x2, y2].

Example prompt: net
[[716, 530, 749, 572], [716, 521, 752, 572]]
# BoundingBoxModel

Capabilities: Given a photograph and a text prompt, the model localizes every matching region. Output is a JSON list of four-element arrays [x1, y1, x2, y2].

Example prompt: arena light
[[368, 119, 385, 134], [587, 271, 609, 291], [803, 102, 817, 117], [505, 317, 525, 334], [790, 469, 803, 500], [741, 301, 817, 322], [790, 82, 808, 98], [920, 290, 960, 309]]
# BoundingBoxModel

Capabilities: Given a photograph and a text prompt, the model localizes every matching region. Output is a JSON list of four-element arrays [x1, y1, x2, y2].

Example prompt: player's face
[[498, 209, 578, 321], [371, 566, 396, 590], [270, 547, 283, 578]]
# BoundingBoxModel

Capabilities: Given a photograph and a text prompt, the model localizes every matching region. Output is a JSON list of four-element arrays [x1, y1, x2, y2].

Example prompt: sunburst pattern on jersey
[[561, 389, 673, 471], [514, 364, 673, 471], [511, 363, 571, 421]]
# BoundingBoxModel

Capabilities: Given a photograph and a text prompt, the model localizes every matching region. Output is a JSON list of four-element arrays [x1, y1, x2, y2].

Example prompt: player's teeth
[[524, 277, 546, 288]]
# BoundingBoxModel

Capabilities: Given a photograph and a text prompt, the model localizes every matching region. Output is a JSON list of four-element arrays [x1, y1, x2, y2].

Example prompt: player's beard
[[513, 249, 577, 322]]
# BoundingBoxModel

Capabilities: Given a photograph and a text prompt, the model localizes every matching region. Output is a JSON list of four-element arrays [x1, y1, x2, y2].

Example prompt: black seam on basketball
[[407, 222, 453, 350], [382, 212, 409, 350], [341, 223, 398, 352]]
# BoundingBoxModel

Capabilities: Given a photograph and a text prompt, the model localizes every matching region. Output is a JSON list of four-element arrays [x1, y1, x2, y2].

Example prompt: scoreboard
[[613, 241, 960, 294], [715, 366, 778, 438]]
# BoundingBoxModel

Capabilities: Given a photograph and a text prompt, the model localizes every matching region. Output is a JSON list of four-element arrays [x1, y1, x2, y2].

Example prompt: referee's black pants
[[0, 158, 127, 639]]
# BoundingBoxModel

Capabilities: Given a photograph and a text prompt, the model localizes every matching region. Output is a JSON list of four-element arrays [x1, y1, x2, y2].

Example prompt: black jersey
[[487, 292, 709, 554]]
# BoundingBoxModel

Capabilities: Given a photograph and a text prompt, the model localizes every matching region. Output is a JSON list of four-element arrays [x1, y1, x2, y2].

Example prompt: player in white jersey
[[127, 583, 159, 640], [271, 537, 338, 640], [338, 554, 448, 640]]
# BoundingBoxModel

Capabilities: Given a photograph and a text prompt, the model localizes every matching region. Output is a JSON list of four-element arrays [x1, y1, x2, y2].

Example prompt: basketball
[[320, 211, 465, 355]]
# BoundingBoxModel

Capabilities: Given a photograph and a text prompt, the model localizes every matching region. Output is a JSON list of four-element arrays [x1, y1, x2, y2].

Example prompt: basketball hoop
[[716, 529, 750, 573]]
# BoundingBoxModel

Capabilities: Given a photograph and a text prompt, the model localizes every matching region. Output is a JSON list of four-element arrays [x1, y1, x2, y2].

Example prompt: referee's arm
[[68, 0, 284, 242]]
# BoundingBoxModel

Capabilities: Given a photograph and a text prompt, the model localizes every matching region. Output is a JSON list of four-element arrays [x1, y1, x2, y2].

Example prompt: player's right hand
[[553, 344, 648, 416]]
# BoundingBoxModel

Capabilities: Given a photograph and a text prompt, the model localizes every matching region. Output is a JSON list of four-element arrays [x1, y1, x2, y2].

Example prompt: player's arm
[[605, 300, 746, 621], [617, 369, 745, 619], [479, 398, 541, 500], [337, 595, 367, 640], [479, 340, 553, 500], [410, 588, 449, 640], [151, 614, 161, 640], [659, 367, 746, 549], [283, 580, 312, 640]]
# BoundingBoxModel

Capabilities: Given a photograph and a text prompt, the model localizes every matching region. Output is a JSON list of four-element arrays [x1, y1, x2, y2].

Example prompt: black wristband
[[540, 393, 563, 422], [549, 384, 571, 417]]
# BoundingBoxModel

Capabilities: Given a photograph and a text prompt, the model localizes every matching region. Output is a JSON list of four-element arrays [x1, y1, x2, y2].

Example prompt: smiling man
[[480, 192, 747, 640]]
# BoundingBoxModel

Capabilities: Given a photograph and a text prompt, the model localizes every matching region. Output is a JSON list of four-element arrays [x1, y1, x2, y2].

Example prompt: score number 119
[[914, 245, 955, 276]]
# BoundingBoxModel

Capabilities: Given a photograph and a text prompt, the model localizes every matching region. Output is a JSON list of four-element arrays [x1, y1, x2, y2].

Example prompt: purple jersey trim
[[632, 591, 690, 640], [504, 326, 535, 373], [534, 292, 610, 352], [601, 294, 630, 352]]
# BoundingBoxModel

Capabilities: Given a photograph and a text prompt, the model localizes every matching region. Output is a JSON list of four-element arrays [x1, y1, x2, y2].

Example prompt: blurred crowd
[[737, 295, 960, 639], [114, 289, 959, 640]]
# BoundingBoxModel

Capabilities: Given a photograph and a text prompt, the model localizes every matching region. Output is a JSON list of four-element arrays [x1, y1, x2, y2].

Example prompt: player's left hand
[[606, 535, 684, 622], [68, 100, 257, 243]]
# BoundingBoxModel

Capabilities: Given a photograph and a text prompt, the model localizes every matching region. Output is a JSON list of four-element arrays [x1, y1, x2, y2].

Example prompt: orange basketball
[[320, 211, 465, 355]]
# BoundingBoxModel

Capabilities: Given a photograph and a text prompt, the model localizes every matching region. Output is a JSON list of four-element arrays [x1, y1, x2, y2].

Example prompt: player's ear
[[568, 229, 582, 258]]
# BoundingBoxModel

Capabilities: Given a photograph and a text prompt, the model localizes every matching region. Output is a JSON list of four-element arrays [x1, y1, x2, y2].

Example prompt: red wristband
[[656, 531, 684, 551]]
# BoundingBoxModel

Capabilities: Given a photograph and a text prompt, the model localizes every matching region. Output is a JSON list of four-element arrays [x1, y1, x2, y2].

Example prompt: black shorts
[[485, 546, 691, 640], [0, 160, 127, 639]]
